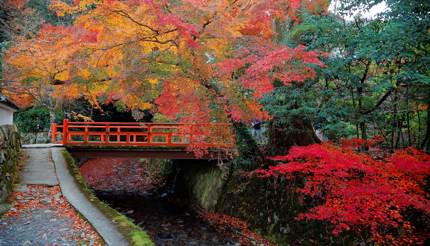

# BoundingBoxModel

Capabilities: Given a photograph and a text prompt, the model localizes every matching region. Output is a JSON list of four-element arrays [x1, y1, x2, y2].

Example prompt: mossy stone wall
[[0, 125, 21, 206], [174, 160, 227, 210]]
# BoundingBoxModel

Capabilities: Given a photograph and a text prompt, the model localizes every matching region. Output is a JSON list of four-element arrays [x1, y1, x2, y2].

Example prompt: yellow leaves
[[55, 70, 70, 81], [49, 0, 75, 17], [89, 81, 110, 95], [148, 78, 159, 86], [141, 102, 152, 110], [138, 35, 178, 54], [121, 94, 151, 110], [79, 69, 91, 80], [49, 0, 102, 17], [52, 83, 80, 100], [78, 0, 101, 9], [204, 38, 230, 59]]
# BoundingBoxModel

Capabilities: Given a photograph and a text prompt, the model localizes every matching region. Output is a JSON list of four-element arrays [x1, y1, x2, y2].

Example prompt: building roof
[[0, 93, 19, 111]]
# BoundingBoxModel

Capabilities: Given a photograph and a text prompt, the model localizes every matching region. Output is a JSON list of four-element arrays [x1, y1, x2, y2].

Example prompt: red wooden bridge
[[51, 120, 235, 159]]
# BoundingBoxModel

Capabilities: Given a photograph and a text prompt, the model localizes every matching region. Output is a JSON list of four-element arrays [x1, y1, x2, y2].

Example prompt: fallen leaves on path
[[3, 184, 103, 245]]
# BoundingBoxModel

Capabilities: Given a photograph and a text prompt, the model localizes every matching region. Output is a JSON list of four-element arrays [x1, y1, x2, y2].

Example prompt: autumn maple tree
[[2, 1, 430, 245], [4, 24, 87, 114], [2, 0, 330, 153], [4, 0, 326, 120]]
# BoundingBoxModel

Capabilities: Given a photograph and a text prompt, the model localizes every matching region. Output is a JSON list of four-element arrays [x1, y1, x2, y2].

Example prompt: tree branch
[[361, 87, 395, 115]]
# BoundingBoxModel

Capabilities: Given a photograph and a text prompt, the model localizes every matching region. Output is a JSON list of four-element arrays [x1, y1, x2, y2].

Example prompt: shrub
[[257, 143, 430, 244]]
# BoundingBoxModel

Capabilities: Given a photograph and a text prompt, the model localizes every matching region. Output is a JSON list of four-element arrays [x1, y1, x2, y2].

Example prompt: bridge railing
[[51, 120, 235, 148]]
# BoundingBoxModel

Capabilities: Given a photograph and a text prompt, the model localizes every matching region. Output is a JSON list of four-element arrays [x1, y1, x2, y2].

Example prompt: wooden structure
[[51, 120, 235, 151]]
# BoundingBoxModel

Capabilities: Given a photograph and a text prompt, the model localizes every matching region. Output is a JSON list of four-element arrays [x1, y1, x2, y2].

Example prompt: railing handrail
[[51, 119, 235, 148], [62, 121, 231, 126]]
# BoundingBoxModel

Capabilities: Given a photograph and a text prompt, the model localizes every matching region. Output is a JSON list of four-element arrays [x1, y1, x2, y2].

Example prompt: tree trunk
[[406, 86, 412, 145], [48, 109, 56, 140], [391, 90, 398, 149], [268, 116, 321, 155], [417, 103, 422, 145], [421, 96, 430, 153], [360, 122, 367, 140]]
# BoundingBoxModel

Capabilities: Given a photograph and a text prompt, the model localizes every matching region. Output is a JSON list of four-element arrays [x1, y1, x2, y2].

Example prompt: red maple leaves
[[257, 143, 430, 244], [216, 45, 324, 99], [199, 210, 275, 246]]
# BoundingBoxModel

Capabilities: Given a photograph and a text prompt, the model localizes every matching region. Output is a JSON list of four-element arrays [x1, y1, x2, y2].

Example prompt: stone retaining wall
[[0, 125, 21, 205], [174, 161, 328, 245], [174, 160, 228, 210]]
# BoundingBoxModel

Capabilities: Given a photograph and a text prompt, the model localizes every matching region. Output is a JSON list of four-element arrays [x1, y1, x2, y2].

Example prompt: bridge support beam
[[67, 147, 229, 160]]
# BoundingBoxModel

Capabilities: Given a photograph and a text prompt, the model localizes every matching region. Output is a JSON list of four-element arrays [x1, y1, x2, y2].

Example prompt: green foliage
[[265, 0, 430, 149], [232, 122, 264, 170], [261, 82, 318, 132], [141, 158, 174, 185], [152, 113, 170, 123], [26, 0, 73, 25], [15, 106, 50, 133], [322, 121, 356, 140]]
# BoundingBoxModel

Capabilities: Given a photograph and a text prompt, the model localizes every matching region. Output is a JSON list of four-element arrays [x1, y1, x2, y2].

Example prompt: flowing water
[[80, 158, 261, 246], [97, 192, 242, 246]]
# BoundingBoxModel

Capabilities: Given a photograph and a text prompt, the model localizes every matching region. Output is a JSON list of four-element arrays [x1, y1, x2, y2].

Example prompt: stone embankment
[[0, 125, 20, 212]]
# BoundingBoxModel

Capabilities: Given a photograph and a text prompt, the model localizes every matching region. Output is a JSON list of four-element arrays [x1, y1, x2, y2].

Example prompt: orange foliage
[[4, 0, 328, 126]]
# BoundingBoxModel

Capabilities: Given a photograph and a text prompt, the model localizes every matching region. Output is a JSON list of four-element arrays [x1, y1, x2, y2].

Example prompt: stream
[[97, 192, 242, 246], [79, 158, 257, 246]]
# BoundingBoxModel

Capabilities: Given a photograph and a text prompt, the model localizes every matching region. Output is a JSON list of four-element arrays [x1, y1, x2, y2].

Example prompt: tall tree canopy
[[3, 0, 328, 125]]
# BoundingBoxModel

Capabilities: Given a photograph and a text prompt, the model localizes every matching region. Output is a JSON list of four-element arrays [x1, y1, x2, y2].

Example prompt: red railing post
[[51, 123, 57, 143], [84, 125, 88, 143], [148, 125, 152, 144], [62, 119, 69, 145], [105, 124, 110, 144]]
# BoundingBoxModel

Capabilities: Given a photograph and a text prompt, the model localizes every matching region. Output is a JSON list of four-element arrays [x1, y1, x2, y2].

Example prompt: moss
[[0, 202, 11, 215], [62, 150, 154, 246], [174, 160, 228, 210], [192, 167, 224, 209], [0, 125, 21, 206], [131, 231, 153, 245]]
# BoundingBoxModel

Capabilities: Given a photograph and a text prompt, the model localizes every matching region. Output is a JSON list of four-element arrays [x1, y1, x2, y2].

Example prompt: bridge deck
[[66, 146, 232, 159], [51, 120, 235, 159]]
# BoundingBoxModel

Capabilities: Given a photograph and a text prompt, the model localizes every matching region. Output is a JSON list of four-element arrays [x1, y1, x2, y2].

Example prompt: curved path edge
[[51, 147, 129, 246]]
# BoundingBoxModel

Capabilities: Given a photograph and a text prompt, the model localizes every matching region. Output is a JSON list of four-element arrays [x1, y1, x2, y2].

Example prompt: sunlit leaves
[[5, 0, 329, 127]]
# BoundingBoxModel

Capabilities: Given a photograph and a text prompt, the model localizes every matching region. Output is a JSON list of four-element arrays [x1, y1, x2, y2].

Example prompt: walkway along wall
[[0, 125, 21, 208]]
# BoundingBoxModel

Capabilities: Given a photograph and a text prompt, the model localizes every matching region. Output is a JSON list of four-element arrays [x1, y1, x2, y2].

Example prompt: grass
[[62, 150, 154, 246]]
